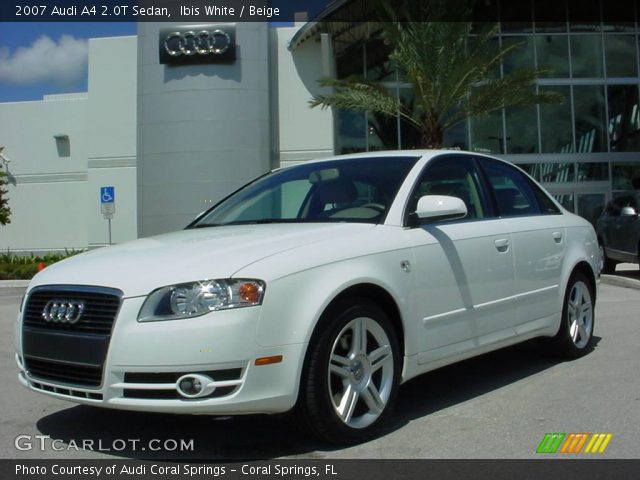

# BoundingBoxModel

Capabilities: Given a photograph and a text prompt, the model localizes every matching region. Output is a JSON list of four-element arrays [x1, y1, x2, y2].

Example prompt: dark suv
[[596, 191, 640, 273]]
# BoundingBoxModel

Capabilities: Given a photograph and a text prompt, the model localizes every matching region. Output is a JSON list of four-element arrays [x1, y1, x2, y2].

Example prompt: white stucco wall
[[86, 35, 138, 247], [0, 25, 334, 252], [136, 23, 273, 237], [0, 94, 89, 252], [271, 26, 334, 167], [0, 35, 137, 253]]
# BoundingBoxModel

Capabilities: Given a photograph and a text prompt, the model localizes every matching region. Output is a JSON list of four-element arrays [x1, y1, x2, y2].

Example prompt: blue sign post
[[100, 186, 115, 204], [100, 186, 115, 245]]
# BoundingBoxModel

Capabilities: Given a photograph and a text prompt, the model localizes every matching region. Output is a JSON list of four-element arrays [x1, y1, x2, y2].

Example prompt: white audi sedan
[[16, 151, 600, 444]]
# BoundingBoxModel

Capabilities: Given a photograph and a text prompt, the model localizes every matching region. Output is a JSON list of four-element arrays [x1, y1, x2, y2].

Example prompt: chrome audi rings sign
[[159, 25, 236, 65], [42, 300, 85, 324]]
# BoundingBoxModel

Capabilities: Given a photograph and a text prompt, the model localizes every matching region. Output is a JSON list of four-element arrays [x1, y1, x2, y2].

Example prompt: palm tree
[[310, 0, 563, 149], [0, 169, 10, 225]]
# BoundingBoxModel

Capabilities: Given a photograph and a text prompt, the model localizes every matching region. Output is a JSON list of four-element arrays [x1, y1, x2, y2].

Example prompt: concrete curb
[[0, 280, 30, 288], [601, 274, 640, 291]]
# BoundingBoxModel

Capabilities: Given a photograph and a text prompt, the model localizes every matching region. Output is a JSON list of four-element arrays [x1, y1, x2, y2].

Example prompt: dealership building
[[2, 0, 640, 252]]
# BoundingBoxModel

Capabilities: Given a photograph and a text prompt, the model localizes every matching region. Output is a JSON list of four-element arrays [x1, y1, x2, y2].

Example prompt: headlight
[[138, 279, 265, 322]]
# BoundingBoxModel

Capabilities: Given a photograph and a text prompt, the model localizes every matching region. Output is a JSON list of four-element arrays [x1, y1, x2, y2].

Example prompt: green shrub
[[0, 249, 84, 280]]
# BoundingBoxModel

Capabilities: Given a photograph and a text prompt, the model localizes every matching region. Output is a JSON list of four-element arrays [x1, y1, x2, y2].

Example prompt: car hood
[[29, 223, 376, 297]]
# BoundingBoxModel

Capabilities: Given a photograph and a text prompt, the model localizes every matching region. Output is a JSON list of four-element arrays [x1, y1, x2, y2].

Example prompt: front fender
[[246, 249, 418, 354]]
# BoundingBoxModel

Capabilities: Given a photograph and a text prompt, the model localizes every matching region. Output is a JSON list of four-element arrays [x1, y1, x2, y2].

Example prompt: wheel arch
[[568, 260, 597, 306], [291, 282, 405, 443], [298, 282, 406, 392], [320, 283, 405, 354]]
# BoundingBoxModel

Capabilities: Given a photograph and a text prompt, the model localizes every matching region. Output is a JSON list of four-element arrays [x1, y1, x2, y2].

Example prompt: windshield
[[190, 156, 419, 227]]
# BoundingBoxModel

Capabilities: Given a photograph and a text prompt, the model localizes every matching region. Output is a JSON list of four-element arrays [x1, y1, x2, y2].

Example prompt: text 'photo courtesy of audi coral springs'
[[15, 151, 601, 444]]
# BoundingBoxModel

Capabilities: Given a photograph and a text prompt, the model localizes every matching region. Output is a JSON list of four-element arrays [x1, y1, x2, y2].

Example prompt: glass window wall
[[553, 193, 575, 212], [577, 193, 606, 226], [539, 163, 575, 183], [612, 162, 640, 190], [570, 35, 604, 77], [605, 35, 638, 77], [608, 85, 640, 152], [539, 85, 573, 153], [577, 162, 609, 181], [470, 111, 505, 154], [332, 2, 640, 159], [506, 104, 539, 153], [501, 36, 535, 74], [535, 35, 570, 77], [573, 85, 607, 153]]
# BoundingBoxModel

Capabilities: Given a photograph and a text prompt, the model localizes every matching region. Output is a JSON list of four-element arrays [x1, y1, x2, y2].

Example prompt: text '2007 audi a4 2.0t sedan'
[[15, 151, 600, 444]]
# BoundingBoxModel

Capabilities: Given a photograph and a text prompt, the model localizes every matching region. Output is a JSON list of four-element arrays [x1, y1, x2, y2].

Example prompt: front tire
[[549, 272, 595, 358], [295, 300, 400, 444]]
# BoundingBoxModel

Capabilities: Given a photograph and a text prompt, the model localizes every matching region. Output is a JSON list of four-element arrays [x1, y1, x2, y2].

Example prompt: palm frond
[[310, 76, 421, 128], [309, 0, 564, 148]]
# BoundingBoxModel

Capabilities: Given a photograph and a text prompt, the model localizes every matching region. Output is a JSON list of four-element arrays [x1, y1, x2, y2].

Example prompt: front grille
[[22, 285, 123, 389], [30, 380, 103, 400], [25, 357, 103, 387], [24, 287, 122, 335]]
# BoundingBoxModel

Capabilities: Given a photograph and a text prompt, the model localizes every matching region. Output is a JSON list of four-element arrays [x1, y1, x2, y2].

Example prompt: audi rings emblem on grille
[[164, 30, 231, 57], [42, 300, 86, 324]]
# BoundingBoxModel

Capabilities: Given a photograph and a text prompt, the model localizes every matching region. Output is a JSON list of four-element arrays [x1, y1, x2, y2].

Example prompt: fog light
[[179, 378, 201, 395], [175, 374, 216, 398]]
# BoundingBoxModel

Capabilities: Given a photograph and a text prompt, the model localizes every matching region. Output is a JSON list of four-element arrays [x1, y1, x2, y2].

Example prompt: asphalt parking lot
[[1, 282, 639, 460]]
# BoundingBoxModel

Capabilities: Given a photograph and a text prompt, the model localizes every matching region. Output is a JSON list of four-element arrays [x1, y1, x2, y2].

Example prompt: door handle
[[552, 231, 563, 244], [494, 238, 509, 252]]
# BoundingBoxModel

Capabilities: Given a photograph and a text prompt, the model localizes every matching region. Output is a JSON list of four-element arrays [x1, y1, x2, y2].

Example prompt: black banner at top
[[1, 0, 638, 23], [5, 0, 282, 22]]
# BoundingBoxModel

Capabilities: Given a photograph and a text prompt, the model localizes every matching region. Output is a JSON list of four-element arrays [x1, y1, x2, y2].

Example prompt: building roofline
[[288, 0, 351, 50]]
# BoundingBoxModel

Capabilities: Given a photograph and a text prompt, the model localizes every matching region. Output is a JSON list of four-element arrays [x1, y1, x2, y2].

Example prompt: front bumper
[[16, 295, 305, 415]]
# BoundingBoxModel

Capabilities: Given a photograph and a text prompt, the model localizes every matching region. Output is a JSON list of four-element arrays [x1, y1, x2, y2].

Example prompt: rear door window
[[480, 159, 559, 217]]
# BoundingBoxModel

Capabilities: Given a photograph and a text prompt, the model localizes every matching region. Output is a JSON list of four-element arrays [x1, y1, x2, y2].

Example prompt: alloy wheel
[[567, 280, 593, 349], [327, 316, 394, 429]]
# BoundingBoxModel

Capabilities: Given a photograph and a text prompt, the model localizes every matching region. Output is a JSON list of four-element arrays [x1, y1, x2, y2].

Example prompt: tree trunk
[[421, 119, 444, 149]]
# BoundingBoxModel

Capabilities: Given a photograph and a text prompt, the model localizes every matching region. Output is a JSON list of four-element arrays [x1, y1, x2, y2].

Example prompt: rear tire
[[548, 272, 595, 359], [294, 300, 400, 444]]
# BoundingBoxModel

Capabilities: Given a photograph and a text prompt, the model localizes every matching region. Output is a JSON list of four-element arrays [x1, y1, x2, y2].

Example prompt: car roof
[[272, 149, 502, 172]]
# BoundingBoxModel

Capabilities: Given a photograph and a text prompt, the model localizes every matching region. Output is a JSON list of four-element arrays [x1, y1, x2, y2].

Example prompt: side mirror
[[414, 195, 468, 223], [621, 206, 638, 217]]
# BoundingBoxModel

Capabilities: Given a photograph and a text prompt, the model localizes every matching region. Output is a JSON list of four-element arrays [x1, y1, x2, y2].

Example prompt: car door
[[478, 158, 566, 334], [598, 198, 621, 254], [404, 156, 516, 365], [619, 194, 640, 257], [606, 194, 631, 255]]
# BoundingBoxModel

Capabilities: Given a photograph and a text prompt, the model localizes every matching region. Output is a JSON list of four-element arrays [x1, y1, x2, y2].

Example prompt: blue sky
[[0, 1, 329, 103], [0, 23, 137, 102]]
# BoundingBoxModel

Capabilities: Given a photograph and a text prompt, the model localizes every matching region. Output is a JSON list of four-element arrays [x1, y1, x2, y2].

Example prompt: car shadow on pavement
[[35, 339, 600, 460], [386, 338, 599, 432]]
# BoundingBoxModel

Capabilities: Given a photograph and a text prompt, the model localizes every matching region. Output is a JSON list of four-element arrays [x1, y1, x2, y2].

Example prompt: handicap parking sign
[[100, 186, 115, 204]]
